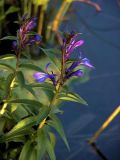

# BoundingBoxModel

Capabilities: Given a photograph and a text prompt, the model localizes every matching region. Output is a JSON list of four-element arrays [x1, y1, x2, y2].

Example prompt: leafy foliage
[[0, 5, 94, 158]]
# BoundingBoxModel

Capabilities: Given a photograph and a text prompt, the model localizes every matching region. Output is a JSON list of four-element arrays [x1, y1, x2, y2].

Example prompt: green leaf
[[19, 63, 43, 72], [24, 85, 36, 97], [0, 36, 17, 41], [48, 115, 70, 151], [4, 73, 15, 99], [37, 128, 47, 160], [0, 118, 6, 133], [0, 54, 16, 60], [9, 107, 49, 133], [29, 82, 55, 91], [17, 71, 25, 87], [41, 48, 61, 72], [0, 63, 15, 72], [0, 128, 33, 143], [17, 71, 36, 97], [5, 6, 19, 15], [19, 140, 32, 160], [0, 107, 50, 143], [3, 135, 26, 143], [58, 92, 88, 105], [6, 99, 43, 107], [49, 132, 56, 149], [46, 140, 56, 160], [29, 148, 37, 160], [11, 105, 29, 121], [7, 116, 36, 134], [36, 106, 50, 123]]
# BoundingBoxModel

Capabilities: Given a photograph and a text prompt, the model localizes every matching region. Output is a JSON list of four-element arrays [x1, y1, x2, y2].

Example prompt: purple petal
[[33, 72, 48, 82], [65, 40, 84, 60], [45, 62, 51, 72], [81, 58, 94, 69], [48, 74, 57, 86], [66, 61, 80, 72], [66, 69, 83, 79], [70, 69, 83, 77], [73, 40, 84, 48], [34, 35, 42, 41]]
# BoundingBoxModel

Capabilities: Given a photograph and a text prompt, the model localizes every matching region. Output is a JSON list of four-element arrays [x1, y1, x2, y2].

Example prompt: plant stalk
[[39, 48, 65, 129], [89, 105, 120, 144], [52, 1, 71, 32], [37, 5, 45, 35]]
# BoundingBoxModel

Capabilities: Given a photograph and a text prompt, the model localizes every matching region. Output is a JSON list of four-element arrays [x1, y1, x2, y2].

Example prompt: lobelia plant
[[0, 15, 93, 160]]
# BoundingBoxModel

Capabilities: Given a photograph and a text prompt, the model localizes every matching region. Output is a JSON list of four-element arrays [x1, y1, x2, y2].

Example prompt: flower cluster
[[65, 56, 94, 79], [62, 32, 84, 61], [33, 32, 94, 86], [62, 32, 94, 79], [12, 15, 42, 52]]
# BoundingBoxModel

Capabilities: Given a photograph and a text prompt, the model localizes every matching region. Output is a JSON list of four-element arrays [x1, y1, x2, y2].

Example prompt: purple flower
[[66, 57, 94, 73], [66, 69, 83, 79], [80, 58, 94, 68], [25, 35, 42, 46], [65, 53, 94, 80], [33, 63, 57, 86], [13, 15, 41, 51], [62, 33, 84, 61], [33, 72, 49, 82]]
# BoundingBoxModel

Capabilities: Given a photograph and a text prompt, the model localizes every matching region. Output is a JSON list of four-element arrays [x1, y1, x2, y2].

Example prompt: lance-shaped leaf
[[49, 132, 56, 149], [19, 140, 33, 160], [0, 63, 15, 72], [0, 107, 50, 142], [4, 73, 15, 99], [46, 139, 56, 160], [0, 36, 17, 41], [29, 82, 55, 91], [0, 54, 16, 60], [58, 92, 88, 105], [48, 115, 70, 151], [37, 127, 48, 160], [19, 63, 43, 72], [17, 71, 25, 88], [41, 48, 61, 72], [6, 116, 36, 135], [5, 6, 19, 15], [6, 99, 42, 107], [36, 106, 50, 123], [37, 126, 56, 160], [24, 85, 36, 97], [17, 71, 36, 97]]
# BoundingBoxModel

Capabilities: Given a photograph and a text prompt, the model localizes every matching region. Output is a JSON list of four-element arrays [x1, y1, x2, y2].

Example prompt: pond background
[[56, 0, 120, 160]]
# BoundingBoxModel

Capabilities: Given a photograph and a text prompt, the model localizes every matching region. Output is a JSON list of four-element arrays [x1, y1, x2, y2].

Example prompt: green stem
[[46, 1, 71, 42], [38, 47, 65, 129], [28, 0, 32, 16], [52, 1, 71, 32], [23, 0, 28, 14], [0, 0, 4, 38], [37, 5, 45, 35]]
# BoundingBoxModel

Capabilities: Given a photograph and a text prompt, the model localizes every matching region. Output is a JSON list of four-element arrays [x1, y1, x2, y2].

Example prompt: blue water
[[56, 1, 120, 159]]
